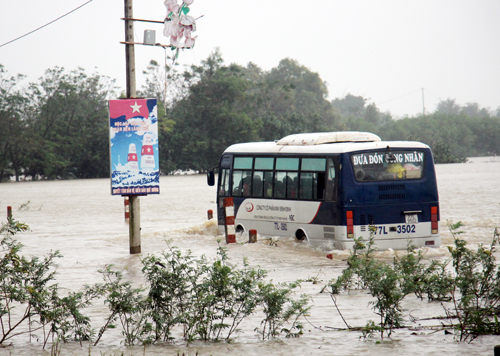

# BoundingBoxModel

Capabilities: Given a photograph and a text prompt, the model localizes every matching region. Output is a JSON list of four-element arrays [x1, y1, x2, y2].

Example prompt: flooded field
[[0, 157, 499, 355]]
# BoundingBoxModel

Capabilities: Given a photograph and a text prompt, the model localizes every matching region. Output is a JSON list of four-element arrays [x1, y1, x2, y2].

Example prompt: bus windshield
[[351, 150, 425, 182]]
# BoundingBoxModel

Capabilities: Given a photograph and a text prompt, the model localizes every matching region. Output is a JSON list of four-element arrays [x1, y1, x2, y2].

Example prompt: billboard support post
[[124, 0, 140, 254], [129, 196, 140, 254]]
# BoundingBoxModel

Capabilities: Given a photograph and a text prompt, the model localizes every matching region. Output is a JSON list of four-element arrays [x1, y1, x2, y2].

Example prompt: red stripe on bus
[[307, 204, 322, 224]]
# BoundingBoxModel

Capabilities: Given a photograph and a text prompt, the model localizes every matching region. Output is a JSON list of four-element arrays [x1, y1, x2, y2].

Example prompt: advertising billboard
[[109, 99, 160, 195]]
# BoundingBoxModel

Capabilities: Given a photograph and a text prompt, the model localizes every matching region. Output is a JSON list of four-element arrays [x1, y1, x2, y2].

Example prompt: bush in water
[[94, 243, 309, 345], [0, 216, 309, 349], [323, 222, 500, 342], [324, 230, 406, 338], [256, 280, 310, 339], [446, 222, 500, 342], [140, 245, 270, 343], [0, 218, 102, 348]]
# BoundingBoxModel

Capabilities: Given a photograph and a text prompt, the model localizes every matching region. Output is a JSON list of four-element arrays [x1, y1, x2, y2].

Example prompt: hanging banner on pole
[[109, 98, 160, 195]]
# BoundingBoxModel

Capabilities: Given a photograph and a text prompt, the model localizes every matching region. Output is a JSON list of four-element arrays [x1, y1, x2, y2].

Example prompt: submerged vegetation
[[323, 222, 500, 342], [0, 217, 102, 348], [1, 216, 500, 352], [94, 245, 309, 346], [0, 217, 308, 350], [1, 52, 499, 181]]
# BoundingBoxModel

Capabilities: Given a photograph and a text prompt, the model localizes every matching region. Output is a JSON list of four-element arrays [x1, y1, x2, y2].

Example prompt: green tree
[[332, 94, 392, 133], [263, 58, 342, 135], [166, 50, 260, 171], [381, 105, 500, 162], [25, 67, 115, 179], [436, 98, 461, 115], [0, 65, 30, 181], [139, 60, 183, 173], [460, 102, 489, 119], [469, 116, 500, 156], [140, 52, 345, 171]]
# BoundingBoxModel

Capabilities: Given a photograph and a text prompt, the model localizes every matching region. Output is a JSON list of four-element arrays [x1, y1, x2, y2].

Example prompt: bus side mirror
[[207, 170, 215, 186]]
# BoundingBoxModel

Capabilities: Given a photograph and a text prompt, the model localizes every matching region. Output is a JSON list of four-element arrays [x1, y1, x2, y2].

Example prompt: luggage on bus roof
[[276, 131, 381, 146]]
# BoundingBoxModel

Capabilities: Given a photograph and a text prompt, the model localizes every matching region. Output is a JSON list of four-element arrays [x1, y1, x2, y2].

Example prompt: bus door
[[217, 154, 233, 229]]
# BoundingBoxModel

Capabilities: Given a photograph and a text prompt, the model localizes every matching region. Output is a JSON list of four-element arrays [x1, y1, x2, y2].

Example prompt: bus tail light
[[431, 206, 438, 234], [346, 210, 354, 238]]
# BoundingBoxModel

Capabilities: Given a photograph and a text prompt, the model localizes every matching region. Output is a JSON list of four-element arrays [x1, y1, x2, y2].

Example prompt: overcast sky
[[1, 0, 499, 117]]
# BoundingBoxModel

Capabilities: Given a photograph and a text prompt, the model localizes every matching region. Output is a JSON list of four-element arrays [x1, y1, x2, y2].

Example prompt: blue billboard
[[109, 99, 160, 195]]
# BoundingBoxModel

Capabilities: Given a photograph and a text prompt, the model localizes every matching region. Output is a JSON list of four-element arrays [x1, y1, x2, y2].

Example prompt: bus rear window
[[351, 150, 425, 182]]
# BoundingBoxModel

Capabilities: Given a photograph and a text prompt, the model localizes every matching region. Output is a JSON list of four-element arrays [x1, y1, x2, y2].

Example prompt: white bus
[[208, 131, 440, 250]]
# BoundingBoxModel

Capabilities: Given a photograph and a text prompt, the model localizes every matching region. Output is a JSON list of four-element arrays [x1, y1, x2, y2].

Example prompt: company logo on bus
[[244, 202, 254, 212]]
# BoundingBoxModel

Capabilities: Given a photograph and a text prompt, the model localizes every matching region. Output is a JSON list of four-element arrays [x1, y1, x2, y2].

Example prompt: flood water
[[0, 157, 499, 355]]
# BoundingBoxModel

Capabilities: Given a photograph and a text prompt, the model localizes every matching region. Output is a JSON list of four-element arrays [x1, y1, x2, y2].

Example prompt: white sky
[[1, 0, 499, 117]]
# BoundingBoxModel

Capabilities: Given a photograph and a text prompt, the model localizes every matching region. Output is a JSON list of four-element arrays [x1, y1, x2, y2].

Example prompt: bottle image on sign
[[127, 143, 139, 173], [140, 134, 155, 172]]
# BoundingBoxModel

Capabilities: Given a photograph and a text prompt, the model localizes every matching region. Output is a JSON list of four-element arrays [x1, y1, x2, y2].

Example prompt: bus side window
[[233, 170, 252, 196], [232, 170, 243, 196], [274, 172, 286, 198], [242, 171, 252, 197], [253, 171, 264, 197], [325, 158, 336, 201], [300, 172, 313, 200], [286, 172, 298, 199], [219, 169, 230, 196], [300, 157, 326, 201], [263, 171, 273, 198], [316, 172, 325, 200], [302, 172, 324, 200]]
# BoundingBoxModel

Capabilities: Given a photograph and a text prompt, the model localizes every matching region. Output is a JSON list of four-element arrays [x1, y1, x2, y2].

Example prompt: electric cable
[[423, 88, 441, 101], [377, 89, 421, 105], [0, 0, 94, 49]]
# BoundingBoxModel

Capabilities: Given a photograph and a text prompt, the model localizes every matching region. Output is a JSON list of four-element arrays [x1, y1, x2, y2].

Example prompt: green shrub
[[323, 222, 500, 342], [0, 218, 101, 348], [447, 223, 500, 342], [94, 243, 309, 345], [256, 281, 310, 339]]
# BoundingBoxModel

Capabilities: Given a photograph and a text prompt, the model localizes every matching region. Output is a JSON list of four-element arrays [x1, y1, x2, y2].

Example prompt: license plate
[[405, 214, 418, 224]]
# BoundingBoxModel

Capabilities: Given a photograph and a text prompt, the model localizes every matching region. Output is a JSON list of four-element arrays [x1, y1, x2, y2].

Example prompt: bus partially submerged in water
[[208, 131, 440, 250]]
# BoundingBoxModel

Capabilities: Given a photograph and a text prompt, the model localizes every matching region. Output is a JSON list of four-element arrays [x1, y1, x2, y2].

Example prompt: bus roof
[[224, 132, 430, 155], [277, 131, 381, 145]]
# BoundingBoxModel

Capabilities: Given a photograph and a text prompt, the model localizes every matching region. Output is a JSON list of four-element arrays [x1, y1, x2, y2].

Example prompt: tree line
[[0, 66, 114, 181], [1, 50, 499, 181]]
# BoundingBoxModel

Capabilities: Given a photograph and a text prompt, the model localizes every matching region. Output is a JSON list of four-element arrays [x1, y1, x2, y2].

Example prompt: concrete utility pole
[[124, 0, 141, 254]]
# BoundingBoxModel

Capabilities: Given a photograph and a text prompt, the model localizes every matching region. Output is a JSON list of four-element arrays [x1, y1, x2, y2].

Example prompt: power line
[[423, 88, 441, 101], [0, 0, 94, 49], [377, 89, 421, 105]]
